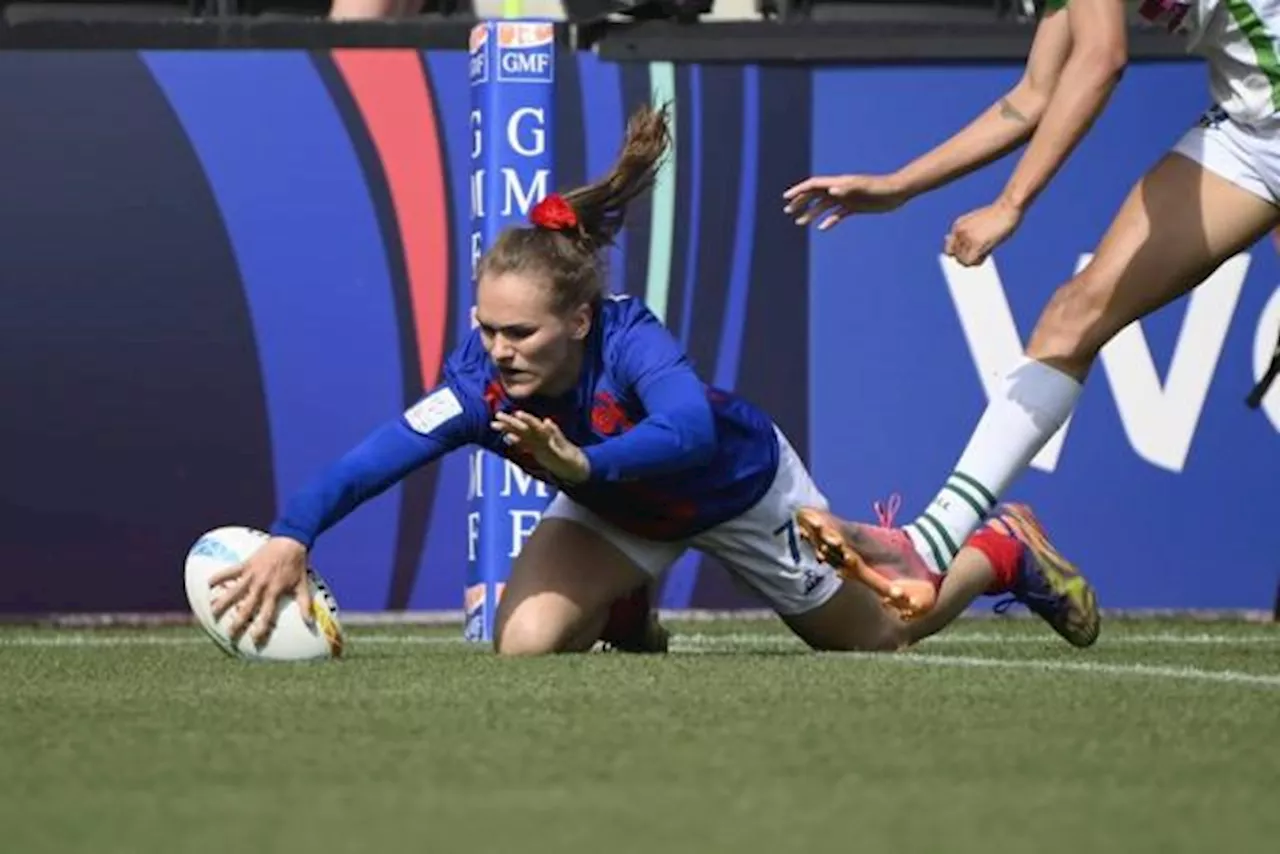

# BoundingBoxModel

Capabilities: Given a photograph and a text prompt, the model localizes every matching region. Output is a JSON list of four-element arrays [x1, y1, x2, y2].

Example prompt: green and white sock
[[906, 357, 1081, 573]]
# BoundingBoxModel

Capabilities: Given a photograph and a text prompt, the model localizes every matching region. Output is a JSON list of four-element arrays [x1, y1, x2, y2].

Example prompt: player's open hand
[[783, 173, 909, 230], [492, 410, 590, 485], [209, 536, 313, 648], [944, 198, 1023, 267]]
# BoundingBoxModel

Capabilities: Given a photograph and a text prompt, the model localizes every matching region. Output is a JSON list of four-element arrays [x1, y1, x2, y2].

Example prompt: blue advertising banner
[[0, 50, 1271, 615], [466, 22, 558, 640], [809, 63, 1279, 610]]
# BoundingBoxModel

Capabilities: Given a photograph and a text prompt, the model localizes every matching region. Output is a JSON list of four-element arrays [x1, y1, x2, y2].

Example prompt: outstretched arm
[[996, 0, 1128, 212], [783, 9, 1075, 230], [895, 7, 1077, 197], [945, 0, 1127, 266], [210, 383, 479, 645], [270, 399, 468, 548]]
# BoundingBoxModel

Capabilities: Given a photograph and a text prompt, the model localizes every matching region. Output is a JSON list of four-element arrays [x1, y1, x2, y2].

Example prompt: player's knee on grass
[[493, 517, 651, 656], [493, 606, 571, 656], [562, 609, 610, 653], [493, 592, 608, 656]]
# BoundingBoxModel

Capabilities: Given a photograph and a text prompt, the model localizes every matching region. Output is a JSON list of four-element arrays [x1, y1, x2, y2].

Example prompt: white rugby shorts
[[542, 427, 843, 616], [1173, 106, 1280, 205]]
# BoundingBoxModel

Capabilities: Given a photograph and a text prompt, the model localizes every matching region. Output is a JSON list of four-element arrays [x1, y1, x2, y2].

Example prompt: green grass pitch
[[2, 617, 1278, 854]]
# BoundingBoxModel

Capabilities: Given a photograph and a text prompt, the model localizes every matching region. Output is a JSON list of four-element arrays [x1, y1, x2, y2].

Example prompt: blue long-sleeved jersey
[[271, 296, 780, 546]]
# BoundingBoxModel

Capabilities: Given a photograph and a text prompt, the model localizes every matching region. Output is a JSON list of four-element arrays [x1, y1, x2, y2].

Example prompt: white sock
[[905, 357, 1082, 572]]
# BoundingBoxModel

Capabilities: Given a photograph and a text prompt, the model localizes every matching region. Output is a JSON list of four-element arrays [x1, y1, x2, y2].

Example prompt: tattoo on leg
[[999, 98, 1028, 123]]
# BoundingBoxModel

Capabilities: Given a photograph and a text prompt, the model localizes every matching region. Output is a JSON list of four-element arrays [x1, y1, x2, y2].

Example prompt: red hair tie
[[529, 193, 578, 231]]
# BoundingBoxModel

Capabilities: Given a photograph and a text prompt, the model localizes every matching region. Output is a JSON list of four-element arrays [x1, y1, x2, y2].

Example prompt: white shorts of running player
[[1173, 105, 1280, 204], [542, 427, 842, 616]]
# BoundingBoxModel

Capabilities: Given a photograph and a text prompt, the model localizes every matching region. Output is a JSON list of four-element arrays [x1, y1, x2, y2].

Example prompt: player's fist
[[944, 198, 1023, 267]]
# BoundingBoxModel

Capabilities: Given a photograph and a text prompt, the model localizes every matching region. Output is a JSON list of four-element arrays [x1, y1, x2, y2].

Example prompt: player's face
[[476, 271, 590, 398]]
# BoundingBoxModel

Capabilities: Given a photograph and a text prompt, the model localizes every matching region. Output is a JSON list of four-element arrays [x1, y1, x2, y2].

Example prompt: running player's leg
[[798, 501, 1099, 647], [494, 495, 683, 656], [900, 120, 1280, 574], [902, 546, 994, 643], [794, 506, 989, 644]]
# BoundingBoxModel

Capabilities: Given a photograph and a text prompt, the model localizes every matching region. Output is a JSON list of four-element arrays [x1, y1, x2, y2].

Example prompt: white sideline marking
[[21, 608, 1272, 628], [669, 632, 1280, 648], [681, 631, 1280, 647], [2, 631, 1277, 649], [4, 631, 1280, 690], [874, 652, 1280, 689]]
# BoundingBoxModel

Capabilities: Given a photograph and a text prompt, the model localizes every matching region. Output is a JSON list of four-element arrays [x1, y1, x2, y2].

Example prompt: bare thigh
[[1028, 153, 1279, 374], [780, 577, 907, 652], [493, 518, 648, 656]]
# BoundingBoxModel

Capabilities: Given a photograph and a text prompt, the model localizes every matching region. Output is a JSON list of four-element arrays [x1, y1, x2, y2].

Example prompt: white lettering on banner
[[470, 109, 482, 158], [941, 252, 1254, 475], [468, 449, 485, 500], [470, 231, 483, 282], [941, 256, 1072, 472], [501, 168, 549, 217], [502, 460, 550, 498], [470, 169, 485, 219], [1088, 252, 1248, 472], [500, 51, 552, 79], [505, 107, 546, 157], [508, 510, 542, 557], [1255, 285, 1280, 431], [467, 511, 480, 562]]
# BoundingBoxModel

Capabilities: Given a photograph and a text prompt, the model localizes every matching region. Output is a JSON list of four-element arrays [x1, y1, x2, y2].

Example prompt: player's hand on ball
[[783, 173, 910, 230], [944, 198, 1023, 267], [492, 410, 590, 485], [209, 536, 313, 648]]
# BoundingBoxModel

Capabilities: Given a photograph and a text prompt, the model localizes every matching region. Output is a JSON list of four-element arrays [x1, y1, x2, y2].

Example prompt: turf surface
[[3, 618, 1278, 854]]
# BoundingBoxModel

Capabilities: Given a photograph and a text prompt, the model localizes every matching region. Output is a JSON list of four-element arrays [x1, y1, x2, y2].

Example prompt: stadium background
[[1, 30, 1275, 617]]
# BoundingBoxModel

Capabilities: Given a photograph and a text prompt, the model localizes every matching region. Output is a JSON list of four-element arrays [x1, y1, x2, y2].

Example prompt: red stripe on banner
[[333, 49, 449, 388]]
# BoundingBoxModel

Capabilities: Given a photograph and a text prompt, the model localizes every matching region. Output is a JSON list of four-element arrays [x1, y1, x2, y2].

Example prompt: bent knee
[[494, 617, 560, 656], [1028, 271, 1117, 369], [494, 608, 590, 657]]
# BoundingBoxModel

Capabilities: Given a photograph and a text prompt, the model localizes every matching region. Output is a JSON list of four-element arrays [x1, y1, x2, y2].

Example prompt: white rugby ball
[[184, 526, 344, 662]]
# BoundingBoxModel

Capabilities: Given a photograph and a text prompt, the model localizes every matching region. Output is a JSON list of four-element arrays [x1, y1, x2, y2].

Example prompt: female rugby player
[[784, 0, 1275, 603], [212, 106, 1099, 654]]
